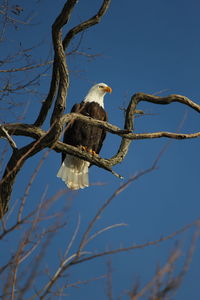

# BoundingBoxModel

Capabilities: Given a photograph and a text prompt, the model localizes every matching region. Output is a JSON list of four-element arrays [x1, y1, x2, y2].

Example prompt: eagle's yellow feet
[[88, 149, 98, 156], [80, 146, 98, 156], [80, 145, 87, 151]]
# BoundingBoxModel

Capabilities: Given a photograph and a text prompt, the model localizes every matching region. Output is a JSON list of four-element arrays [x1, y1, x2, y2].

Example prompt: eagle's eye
[[98, 85, 104, 89]]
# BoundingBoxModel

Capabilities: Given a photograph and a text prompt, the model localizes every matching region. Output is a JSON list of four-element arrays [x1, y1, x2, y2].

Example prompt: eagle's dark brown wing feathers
[[62, 102, 107, 162]]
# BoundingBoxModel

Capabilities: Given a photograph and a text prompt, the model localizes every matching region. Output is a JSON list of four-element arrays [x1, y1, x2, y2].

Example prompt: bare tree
[[0, 1, 200, 299], [0, 0, 199, 216]]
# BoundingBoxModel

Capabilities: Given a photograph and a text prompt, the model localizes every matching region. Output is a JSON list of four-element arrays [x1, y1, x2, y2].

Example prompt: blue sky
[[1, 0, 200, 299]]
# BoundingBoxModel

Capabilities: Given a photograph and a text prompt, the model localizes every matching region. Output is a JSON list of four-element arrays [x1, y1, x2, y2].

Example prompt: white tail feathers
[[57, 154, 90, 190]]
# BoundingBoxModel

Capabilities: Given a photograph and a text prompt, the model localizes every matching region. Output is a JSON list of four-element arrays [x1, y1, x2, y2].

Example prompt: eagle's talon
[[80, 145, 87, 151], [80, 146, 97, 156], [91, 150, 98, 156]]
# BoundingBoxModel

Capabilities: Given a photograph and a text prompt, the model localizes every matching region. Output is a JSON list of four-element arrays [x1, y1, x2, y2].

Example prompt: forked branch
[[0, 0, 112, 217], [35, 0, 111, 127], [1, 91, 200, 216]]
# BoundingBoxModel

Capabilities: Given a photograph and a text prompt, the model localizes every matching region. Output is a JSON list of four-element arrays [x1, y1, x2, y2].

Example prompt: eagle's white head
[[84, 83, 112, 108]]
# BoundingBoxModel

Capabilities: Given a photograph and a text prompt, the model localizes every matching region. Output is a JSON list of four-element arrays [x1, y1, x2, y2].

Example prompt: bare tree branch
[[0, 126, 17, 149], [0, 61, 53, 73], [49, 0, 75, 125], [34, 0, 111, 127], [0, 0, 112, 216], [33, 165, 199, 299], [133, 92, 200, 113], [0, 121, 62, 216], [70, 220, 198, 267], [128, 227, 200, 300], [34, 0, 78, 127], [1, 90, 200, 216], [62, 0, 111, 49]]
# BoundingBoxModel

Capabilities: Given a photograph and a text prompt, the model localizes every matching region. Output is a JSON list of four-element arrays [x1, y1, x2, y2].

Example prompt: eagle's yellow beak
[[104, 86, 112, 93]]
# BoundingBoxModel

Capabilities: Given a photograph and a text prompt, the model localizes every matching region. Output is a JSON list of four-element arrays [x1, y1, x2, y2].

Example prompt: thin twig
[[1, 126, 17, 149], [70, 220, 198, 267], [85, 223, 127, 246], [0, 61, 53, 73], [64, 214, 81, 257]]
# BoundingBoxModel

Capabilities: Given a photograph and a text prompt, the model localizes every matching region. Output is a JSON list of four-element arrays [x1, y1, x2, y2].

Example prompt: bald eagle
[[57, 83, 112, 190]]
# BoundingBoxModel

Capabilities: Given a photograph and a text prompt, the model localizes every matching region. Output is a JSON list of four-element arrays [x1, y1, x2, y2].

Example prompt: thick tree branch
[[34, 0, 78, 127], [34, 60, 60, 127], [0, 89, 199, 216], [1, 91, 200, 216], [1, 91, 200, 148], [34, 0, 111, 127], [108, 90, 137, 166], [133, 131, 200, 140], [2, 115, 200, 143], [134, 92, 200, 113], [0, 121, 62, 216], [49, 0, 78, 125]]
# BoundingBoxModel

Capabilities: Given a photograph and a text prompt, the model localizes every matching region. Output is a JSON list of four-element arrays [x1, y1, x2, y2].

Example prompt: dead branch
[[69, 220, 198, 267], [0, 126, 17, 149], [1, 90, 200, 216], [133, 92, 200, 113], [49, 0, 73, 125], [0, 121, 62, 216], [62, 0, 111, 49], [128, 227, 200, 300], [0, 61, 53, 73], [33, 0, 78, 127], [0, 0, 112, 216], [129, 249, 182, 300], [106, 260, 114, 300], [35, 0, 111, 127], [35, 192, 199, 299]]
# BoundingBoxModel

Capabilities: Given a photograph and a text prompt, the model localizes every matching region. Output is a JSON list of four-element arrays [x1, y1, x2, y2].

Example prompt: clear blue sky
[[1, 0, 200, 299]]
